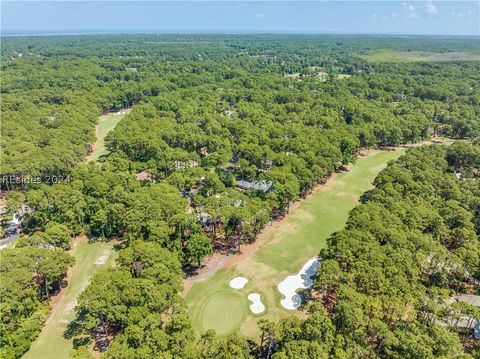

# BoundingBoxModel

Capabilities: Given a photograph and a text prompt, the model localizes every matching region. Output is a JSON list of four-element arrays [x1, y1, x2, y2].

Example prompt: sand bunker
[[247, 293, 265, 314], [95, 249, 111, 265], [229, 276, 248, 289], [64, 301, 77, 312], [278, 257, 320, 310]]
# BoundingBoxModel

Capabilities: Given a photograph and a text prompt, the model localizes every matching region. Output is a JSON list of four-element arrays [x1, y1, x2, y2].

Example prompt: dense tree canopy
[[0, 247, 74, 358], [1, 35, 479, 180], [1, 34, 479, 358]]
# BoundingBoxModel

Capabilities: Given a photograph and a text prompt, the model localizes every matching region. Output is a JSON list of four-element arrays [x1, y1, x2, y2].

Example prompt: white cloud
[[402, 3, 419, 19], [451, 11, 472, 18], [392, 12, 398, 19], [425, 0, 438, 15], [255, 13, 265, 19], [403, 3, 415, 11], [371, 13, 378, 19]]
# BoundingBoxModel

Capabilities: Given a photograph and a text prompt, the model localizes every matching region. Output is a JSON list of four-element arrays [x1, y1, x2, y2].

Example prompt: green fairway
[[254, 150, 405, 273], [88, 110, 130, 161], [186, 149, 405, 339], [23, 240, 116, 359]]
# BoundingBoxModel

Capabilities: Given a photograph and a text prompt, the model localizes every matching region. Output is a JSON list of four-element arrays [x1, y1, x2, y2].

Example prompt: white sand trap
[[229, 276, 248, 289], [95, 249, 110, 265], [278, 257, 320, 310], [248, 293, 265, 314], [64, 301, 77, 313]]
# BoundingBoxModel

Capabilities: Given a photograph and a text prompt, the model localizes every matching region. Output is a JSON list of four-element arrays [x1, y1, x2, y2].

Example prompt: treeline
[[0, 248, 74, 358], [15, 164, 215, 265]]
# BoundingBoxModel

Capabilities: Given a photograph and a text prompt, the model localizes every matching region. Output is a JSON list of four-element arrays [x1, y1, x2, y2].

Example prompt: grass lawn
[[186, 149, 405, 339], [23, 240, 116, 359], [360, 50, 480, 62], [88, 110, 130, 161]]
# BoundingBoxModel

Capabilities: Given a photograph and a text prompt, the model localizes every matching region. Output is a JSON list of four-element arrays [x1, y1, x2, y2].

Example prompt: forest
[[1, 35, 479, 179], [0, 34, 479, 358]]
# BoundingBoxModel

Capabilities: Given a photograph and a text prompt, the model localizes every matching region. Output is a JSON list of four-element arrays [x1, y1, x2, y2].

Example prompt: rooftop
[[447, 294, 480, 307], [134, 170, 151, 181], [236, 179, 273, 192]]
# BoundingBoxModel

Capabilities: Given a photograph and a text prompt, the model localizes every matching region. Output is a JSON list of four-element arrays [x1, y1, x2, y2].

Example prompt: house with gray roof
[[444, 294, 480, 339], [236, 179, 273, 192]]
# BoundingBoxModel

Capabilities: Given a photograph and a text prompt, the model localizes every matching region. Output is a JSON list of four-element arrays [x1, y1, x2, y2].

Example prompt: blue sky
[[1, 1, 479, 36]]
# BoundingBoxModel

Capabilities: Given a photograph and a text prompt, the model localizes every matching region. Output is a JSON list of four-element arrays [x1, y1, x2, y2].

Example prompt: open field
[[86, 109, 131, 162], [23, 240, 116, 359], [361, 51, 480, 62], [185, 149, 406, 339]]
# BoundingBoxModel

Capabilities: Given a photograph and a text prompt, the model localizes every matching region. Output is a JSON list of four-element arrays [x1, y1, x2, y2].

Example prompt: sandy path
[[47, 236, 88, 316]]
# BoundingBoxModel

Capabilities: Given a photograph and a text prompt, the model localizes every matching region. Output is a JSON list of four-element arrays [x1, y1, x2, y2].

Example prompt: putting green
[[199, 292, 247, 334], [189, 268, 250, 335], [186, 149, 407, 339]]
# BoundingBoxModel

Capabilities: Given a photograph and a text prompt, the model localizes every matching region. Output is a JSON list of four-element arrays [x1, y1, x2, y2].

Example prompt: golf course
[[23, 239, 116, 359], [12, 108, 126, 359], [20, 108, 125, 358], [86, 109, 131, 162], [185, 149, 406, 339]]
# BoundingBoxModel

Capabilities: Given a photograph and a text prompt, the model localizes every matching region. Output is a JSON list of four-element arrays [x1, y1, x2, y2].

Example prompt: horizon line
[[2, 30, 479, 37]]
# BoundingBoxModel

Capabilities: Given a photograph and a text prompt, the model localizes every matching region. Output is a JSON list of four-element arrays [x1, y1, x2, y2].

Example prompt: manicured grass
[[89, 111, 129, 161], [186, 150, 405, 339], [360, 50, 480, 62], [187, 267, 269, 337], [255, 150, 405, 273], [188, 268, 264, 334], [23, 240, 116, 359], [200, 292, 246, 334]]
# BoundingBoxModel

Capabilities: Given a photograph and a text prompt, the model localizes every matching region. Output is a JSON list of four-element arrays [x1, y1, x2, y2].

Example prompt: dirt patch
[[182, 253, 229, 294], [48, 273, 73, 322], [284, 73, 300, 79], [71, 234, 88, 247], [99, 108, 132, 120]]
